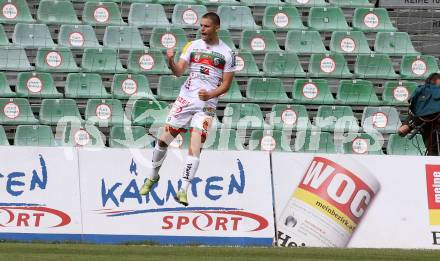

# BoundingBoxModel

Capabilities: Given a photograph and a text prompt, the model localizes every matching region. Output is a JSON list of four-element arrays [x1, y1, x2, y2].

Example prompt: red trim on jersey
[[190, 56, 225, 70]]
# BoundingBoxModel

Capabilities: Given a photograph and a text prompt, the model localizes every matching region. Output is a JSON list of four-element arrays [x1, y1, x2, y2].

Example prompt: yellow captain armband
[[182, 41, 192, 55]]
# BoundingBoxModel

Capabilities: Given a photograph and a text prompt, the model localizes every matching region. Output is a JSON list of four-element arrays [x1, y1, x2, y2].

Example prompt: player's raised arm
[[166, 48, 188, 77]]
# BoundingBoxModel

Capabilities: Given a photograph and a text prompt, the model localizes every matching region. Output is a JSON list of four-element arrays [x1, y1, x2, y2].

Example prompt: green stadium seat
[[240, 30, 281, 53], [14, 125, 56, 147], [58, 123, 106, 147], [85, 99, 126, 127], [0, 25, 10, 46], [196, 29, 236, 50], [13, 23, 55, 48], [374, 32, 419, 56], [246, 77, 290, 103], [0, 125, 9, 145], [292, 79, 335, 104], [263, 6, 307, 31], [0, 47, 33, 71], [0, 98, 38, 125], [285, 30, 326, 54], [157, 75, 187, 100], [400, 55, 439, 80], [234, 51, 260, 76], [314, 105, 360, 132], [218, 6, 260, 30], [128, 49, 170, 75], [330, 0, 373, 7], [361, 106, 402, 134], [149, 27, 188, 51], [204, 128, 245, 151], [65, 73, 111, 99], [222, 103, 265, 130], [128, 3, 170, 28], [37, 0, 80, 24], [198, 0, 240, 5], [294, 131, 336, 153], [263, 52, 306, 77], [308, 53, 352, 78], [308, 7, 350, 32], [131, 100, 169, 128], [36, 47, 80, 72], [285, 0, 328, 7], [342, 133, 384, 155], [219, 79, 243, 102], [241, 0, 283, 6], [0, 72, 15, 97], [269, 104, 310, 131], [103, 26, 144, 50], [172, 4, 207, 28], [82, 2, 125, 26], [387, 133, 426, 156], [111, 74, 155, 100], [354, 53, 398, 79], [82, 48, 126, 73], [39, 98, 82, 125], [0, 0, 34, 23], [352, 8, 396, 32], [16, 72, 62, 98], [330, 31, 371, 54], [58, 25, 100, 48], [382, 81, 417, 105], [158, 0, 198, 4], [110, 126, 154, 148], [337, 79, 381, 105], [248, 130, 291, 152]]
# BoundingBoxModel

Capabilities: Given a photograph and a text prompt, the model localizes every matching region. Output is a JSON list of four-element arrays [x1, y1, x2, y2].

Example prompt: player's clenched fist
[[198, 89, 212, 101], [166, 48, 175, 61]]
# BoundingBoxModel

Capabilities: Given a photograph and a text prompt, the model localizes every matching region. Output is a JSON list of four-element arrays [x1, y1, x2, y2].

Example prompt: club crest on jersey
[[214, 57, 221, 66], [194, 53, 201, 62]]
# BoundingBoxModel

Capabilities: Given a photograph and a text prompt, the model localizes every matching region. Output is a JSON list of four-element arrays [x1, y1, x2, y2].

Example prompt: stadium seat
[[131, 100, 169, 127], [13, 23, 55, 48], [128, 49, 170, 75], [82, 2, 125, 26], [382, 81, 418, 105], [308, 53, 352, 78], [111, 74, 155, 100], [36, 47, 80, 72], [103, 26, 144, 50], [0, 98, 38, 125], [158, 0, 199, 4], [336, 79, 381, 105], [128, 3, 170, 28], [263, 52, 306, 77], [246, 78, 290, 103], [58, 25, 100, 48], [65, 73, 111, 99], [58, 123, 106, 147], [85, 99, 126, 127], [354, 54, 398, 79], [285, 0, 328, 7], [110, 126, 154, 148], [0, 125, 8, 145], [14, 125, 56, 147], [217, 6, 260, 30], [263, 6, 307, 31], [400, 55, 439, 80], [330, 31, 371, 54], [314, 105, 360, 132], [291, 79, 335, 104], [0, 0, 34, 23], [387, 133, 426, 156], [16, 72, 62, 98], [0, 25, 10, 46], [374, 32, 419, 56], [204, 128, 245, 151], [149, 27, 188, 51], [240, 30, 280, 53], [0, 72, 15, 97], [362, 106, 402, 134], [352, 8, 396, 32], [0, 47, 33, 71], [294, 131, 336, 153], [172, 4, 208, 28], [285, 30, 326, 54], [248, 130, 290, 152], [308, 7, 350, 32], [241, 0, 283, 6], [342, 133, 384, 155], [219, 80, 243, 102], [196, 29, 236, 50], [39, 98, 82, 125], [234, 51, 260, 76], [329, 0, 373, 7], [269, 104, 310, 131], [157, 75, 187, 100], [198, 0, 240, 5], [222, 103, 265, 130], [82, 48, 126, 73], [37, 0, 80, 24]]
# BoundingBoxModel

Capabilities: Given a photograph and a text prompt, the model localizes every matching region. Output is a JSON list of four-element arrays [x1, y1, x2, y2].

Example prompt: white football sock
[[181, 155, 200, 192], [147, 142, 168, 180]]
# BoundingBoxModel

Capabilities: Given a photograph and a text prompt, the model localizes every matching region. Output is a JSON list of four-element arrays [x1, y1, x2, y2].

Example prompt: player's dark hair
[[202, 12, 220, 26], [426, 73, 440, 85]]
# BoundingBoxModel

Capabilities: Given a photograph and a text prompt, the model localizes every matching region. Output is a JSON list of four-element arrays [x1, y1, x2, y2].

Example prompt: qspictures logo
[[425, 165, 440, 245]]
